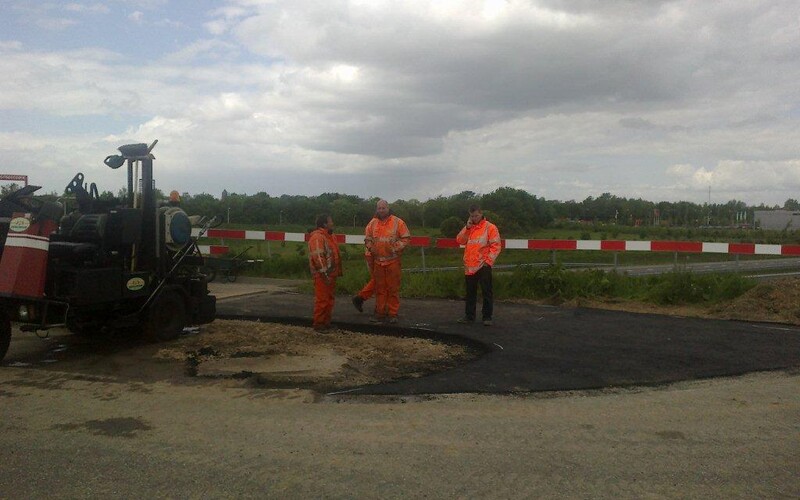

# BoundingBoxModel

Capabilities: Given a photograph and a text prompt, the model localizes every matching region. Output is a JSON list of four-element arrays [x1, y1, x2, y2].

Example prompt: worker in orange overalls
[[308, 214, 342, 332], [351, 250, 374, 313], [456, 204, 501, 326], [364, 199, 410, 323]]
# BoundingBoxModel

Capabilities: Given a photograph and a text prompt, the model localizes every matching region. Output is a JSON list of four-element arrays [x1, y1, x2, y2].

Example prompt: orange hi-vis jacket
[[364, 215, 411, 266], [456, 218, 501, 275], [308, 228, 342, 277]]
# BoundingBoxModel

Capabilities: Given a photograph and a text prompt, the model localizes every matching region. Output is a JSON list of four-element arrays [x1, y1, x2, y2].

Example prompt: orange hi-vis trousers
[[358, 279, 375, 300], [373, 259, 401, 318], [313, 275, 336, 328], [357, 255, 375, 300]]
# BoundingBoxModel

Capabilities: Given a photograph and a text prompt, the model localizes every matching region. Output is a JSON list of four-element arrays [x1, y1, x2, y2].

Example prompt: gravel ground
[[0, 278, 798, 497]]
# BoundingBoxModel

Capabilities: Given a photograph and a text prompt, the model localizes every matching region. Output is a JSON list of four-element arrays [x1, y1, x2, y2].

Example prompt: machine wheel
[[201, 266, 216, 283], [226, 270, 237, 283], [0, 311, 10, 363], [143, 288, 187, 342]]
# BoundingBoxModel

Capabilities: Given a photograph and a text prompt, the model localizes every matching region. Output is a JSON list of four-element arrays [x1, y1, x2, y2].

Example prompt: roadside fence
[[196, 229, 800, 273]]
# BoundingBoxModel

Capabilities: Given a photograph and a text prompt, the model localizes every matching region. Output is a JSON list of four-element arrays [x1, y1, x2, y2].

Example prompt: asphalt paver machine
[[0, 141, 216, 362]]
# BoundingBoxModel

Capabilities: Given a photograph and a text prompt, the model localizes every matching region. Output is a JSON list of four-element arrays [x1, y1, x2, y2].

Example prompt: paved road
[[410, 257, 800, 281], [615, 256, 800, 277], [217, 287, 800, 395]]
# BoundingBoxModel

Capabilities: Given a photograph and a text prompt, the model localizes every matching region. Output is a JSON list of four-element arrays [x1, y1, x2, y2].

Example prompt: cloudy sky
[[1, 0, 799, 205]]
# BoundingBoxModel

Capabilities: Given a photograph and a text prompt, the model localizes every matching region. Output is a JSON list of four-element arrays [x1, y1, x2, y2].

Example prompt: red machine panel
[[0, 212, 59, 298]]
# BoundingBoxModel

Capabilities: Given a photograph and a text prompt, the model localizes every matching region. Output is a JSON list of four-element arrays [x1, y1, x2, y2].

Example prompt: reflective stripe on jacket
[[308, 228, 342, 277], [455, 219, 501, 275], [364, 215, 411, 265]]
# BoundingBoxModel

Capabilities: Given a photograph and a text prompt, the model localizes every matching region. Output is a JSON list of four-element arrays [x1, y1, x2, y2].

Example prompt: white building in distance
[[754, 210, 800, 230]]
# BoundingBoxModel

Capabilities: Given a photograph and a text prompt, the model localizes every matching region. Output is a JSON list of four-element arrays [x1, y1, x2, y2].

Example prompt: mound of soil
[[708, 278, 800, 324]]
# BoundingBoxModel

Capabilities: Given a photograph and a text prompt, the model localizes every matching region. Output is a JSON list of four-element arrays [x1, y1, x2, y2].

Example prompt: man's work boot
[[482, 319, 493, 326], [457, 317, 475, 324], [388, 316, 398, 324], [352, 295, 364, 313]]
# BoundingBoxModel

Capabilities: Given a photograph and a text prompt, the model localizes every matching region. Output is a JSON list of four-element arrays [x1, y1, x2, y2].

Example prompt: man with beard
[[363, 199, 410, 323]]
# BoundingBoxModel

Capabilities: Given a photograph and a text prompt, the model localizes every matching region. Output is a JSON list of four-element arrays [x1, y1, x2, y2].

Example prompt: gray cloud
[[1, 0, 799, 205], [220, 0, 799, 159]]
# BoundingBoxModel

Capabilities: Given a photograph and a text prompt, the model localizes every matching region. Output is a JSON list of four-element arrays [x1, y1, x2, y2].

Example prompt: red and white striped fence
[[197, 244, 231, 255], [194, 228, 800, 257]]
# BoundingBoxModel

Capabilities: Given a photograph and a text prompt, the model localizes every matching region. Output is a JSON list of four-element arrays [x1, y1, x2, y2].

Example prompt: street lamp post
[[227, 207, 230, 224]]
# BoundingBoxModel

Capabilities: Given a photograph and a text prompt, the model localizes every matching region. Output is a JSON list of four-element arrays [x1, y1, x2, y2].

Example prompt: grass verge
[[333, 265, 757, 306]]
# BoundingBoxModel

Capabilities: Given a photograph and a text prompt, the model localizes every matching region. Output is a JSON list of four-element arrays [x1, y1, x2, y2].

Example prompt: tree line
[[176, 188, 782, 238], [3, 183, 791, 238]]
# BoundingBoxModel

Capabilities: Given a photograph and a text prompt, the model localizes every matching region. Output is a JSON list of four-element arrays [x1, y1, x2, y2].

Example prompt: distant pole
[[227, 207, 230, 224], [353, 214, 356, 228]]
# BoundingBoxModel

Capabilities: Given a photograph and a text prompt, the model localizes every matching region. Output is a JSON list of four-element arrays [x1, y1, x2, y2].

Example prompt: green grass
[[491, 266, 756, 305], [302, 262, 757, 307], [377, 267, 755, 306]]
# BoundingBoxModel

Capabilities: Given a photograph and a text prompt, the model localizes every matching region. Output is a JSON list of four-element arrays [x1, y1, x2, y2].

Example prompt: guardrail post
[[421, 247, 427, 273], [673, 251, 678, 270], [551, 250, 556, 266], [613, 252, 618, 270], [266, 240, 272, 259]]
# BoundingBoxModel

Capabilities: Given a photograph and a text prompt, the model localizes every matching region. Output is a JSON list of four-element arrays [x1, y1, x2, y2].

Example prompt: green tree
[[421, 196, 450, 228], [439, 216, 463, 238], [481, 187, 553, 235], [0, 183, 22, 196], [331, 198, 359, 228]]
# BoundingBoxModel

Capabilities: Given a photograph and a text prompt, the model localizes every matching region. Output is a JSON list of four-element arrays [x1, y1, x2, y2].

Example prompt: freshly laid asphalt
[[216, 288, 800, 395]]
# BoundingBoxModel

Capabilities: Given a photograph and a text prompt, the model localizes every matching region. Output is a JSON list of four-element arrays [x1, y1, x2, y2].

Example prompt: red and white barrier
[[197, 244, 230, 255], [192, 228, 800, 256]]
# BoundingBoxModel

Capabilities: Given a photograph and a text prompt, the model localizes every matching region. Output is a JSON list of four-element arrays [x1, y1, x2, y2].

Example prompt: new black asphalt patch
[[217, 292, 800, 395]]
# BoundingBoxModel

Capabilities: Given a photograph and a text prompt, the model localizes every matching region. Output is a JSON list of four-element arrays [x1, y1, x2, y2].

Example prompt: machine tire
[[201, 266, 216, 283], [143, 288, 187, 342], [226, 270, 237, 283], [0, 311, 10, 363]]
